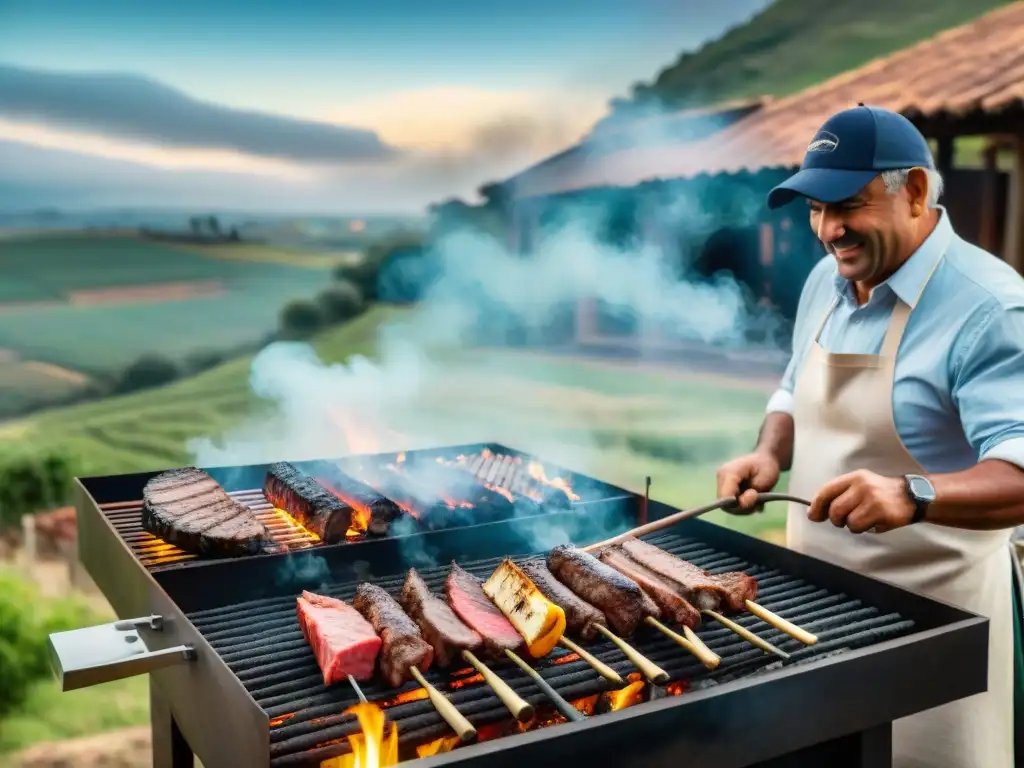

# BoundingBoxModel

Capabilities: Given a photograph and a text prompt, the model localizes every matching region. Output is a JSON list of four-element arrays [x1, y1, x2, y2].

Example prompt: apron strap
[[813, 297, 840, 345]]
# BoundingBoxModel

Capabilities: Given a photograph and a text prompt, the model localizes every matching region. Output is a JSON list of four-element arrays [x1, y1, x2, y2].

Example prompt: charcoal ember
[[142, 467, 268, 557], [307, 462, 404, 536], [265, 462, 354, 543]]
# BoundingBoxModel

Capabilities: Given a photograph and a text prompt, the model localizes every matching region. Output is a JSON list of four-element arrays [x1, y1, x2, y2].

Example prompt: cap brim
[[766, 168, 879, 210]]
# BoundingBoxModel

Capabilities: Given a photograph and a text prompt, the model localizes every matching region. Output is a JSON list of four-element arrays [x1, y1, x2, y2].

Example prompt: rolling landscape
[[1, 0, 1015, 764]]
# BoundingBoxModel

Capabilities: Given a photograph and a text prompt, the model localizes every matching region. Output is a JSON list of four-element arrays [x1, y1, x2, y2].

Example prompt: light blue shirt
[[767, 207, 1024, 474]]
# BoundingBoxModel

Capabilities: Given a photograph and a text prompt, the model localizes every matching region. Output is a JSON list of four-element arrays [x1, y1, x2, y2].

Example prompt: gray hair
[[880, 168, 944, 208]]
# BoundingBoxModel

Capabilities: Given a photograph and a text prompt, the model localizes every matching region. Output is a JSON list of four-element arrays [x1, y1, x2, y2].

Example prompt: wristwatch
[[904, 474, 936, 524]]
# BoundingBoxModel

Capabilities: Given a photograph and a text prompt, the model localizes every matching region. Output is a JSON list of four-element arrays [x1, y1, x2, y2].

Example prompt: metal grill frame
[[73, 460, 989, 768]]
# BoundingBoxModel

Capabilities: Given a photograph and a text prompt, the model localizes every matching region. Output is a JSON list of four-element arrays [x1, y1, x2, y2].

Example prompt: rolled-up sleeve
[[952, 304, 1024, 470]]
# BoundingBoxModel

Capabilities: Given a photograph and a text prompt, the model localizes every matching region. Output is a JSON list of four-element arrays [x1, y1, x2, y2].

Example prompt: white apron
[[786, 262, 1014, 768]]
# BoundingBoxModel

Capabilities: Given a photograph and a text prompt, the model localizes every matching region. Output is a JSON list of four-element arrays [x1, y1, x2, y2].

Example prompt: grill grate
[[101, 490, 321, 569], [185, 531, 915, 767]]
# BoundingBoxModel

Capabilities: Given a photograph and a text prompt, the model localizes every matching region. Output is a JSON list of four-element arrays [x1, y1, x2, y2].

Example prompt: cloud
[[0, 63, 400, 164]]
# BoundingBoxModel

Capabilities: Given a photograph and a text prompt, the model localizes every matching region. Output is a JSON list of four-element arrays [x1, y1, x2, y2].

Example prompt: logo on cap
[[807, 130, 839, 153]]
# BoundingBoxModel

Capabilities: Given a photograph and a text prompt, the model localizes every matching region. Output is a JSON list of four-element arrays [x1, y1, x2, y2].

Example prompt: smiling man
[[715, 104, 1024, 767]]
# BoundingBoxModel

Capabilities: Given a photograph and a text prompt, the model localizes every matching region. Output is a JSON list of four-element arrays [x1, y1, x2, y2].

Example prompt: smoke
[[189, 177, 783, 561]]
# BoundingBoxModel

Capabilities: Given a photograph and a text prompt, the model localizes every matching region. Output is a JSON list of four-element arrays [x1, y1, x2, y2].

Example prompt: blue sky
[[0, 0, 771, 213]]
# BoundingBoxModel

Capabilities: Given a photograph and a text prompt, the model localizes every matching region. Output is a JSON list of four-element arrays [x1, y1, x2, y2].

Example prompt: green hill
[[6, 305, 782, 535], [620, 0, 1013, 112]]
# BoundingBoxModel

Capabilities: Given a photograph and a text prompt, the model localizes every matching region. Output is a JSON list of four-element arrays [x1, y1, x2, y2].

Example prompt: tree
[[116, 354, 180, 394], [278, 299, 324, 339], [316, 281, 365, 323]]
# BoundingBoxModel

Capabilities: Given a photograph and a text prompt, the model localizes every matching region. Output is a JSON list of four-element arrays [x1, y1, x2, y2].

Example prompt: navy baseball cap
[[766, 105, 935, 209]]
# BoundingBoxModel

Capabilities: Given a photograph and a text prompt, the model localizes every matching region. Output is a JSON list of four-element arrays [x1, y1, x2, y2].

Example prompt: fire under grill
[[52, 444, 989, 768], [190, 530, 917, 766]]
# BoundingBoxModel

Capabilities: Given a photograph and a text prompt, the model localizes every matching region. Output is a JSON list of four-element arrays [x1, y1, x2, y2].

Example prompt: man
[[715, 104, 1024, 768]]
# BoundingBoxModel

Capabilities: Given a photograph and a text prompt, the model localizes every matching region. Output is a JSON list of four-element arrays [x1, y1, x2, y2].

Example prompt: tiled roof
[[513, 1, 1024, 199]]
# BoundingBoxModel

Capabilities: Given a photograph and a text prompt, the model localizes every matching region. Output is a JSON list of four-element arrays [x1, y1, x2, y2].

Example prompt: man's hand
[[807, 470, 916, 533], [716, 451, 781, 514]]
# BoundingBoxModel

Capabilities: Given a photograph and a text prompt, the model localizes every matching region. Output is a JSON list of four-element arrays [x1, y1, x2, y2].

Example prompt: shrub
[[0, 568, 101, 716], [278, 299, 325, 340], [335, 233, 425, 302], [316, 280, 365, 323], [116, 354, 180, 394], [0, 447, 77, 532]]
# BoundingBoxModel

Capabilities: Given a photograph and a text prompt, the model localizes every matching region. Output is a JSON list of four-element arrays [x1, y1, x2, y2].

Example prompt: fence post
[[21, 513, 36, 571]]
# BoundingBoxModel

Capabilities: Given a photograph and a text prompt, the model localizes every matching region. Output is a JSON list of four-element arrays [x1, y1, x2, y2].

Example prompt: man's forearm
[[755, 412, 795, 471], [925, 459, 1024, 530]]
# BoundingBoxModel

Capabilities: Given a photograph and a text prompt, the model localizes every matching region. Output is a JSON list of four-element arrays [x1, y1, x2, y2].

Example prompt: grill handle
[[48, 614, 196, 692]]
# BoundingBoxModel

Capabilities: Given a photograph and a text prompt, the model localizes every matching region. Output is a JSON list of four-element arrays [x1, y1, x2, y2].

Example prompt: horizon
[[0, 1, 770, 214]]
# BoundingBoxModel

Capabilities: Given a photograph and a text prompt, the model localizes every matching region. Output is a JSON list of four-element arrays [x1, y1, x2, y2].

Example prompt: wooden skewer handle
[[745, 600, 818, 646], [682, 625, 721, 670], [643, 617, 719, 670], [592, 624, 669, 684], [410, 667, 477, 742], [702, 609, 791, 660], [462, 650, 534, 722], [505, 650, 584, 723], [558, 637, 623, 685]]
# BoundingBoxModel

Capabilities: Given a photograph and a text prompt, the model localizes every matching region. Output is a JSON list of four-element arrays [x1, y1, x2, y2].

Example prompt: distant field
[[174, 241, 358, 270], [7, 305, 785, 537], [0, 234, 334, 373]]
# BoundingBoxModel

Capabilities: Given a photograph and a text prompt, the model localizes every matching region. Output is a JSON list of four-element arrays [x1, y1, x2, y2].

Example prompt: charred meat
[[618, 537, 757, 612], [547, 545, 659, 637], [353, 583, 434, 687], [519, 559, 607, 641], [399, 568, 482, 667], [307, 460, 404, 536], [142, 467, 269, 557], [296, 590, 381, 684], [265, 462, 353, 543], [445, 563, 523, 655], [598, 546, 701, 628]]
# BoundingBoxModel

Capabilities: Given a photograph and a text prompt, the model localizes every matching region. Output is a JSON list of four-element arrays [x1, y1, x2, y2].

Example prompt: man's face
[[807, 174, 924, 286]]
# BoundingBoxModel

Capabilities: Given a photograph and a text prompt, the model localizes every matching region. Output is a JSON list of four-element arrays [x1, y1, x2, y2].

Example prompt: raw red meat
[[296, 590, 382, 685]]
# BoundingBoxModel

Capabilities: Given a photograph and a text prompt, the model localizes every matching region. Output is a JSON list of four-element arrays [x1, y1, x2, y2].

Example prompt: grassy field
[[0, 234, 335, 374], [6, 305, 785, 536]]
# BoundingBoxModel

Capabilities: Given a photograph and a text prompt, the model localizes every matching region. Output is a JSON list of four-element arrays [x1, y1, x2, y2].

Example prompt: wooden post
[[21, 514, 36, 571], [935, 135, 955, 177], [979, 140, 1000, 254], [1003, 135, 1024, 275]]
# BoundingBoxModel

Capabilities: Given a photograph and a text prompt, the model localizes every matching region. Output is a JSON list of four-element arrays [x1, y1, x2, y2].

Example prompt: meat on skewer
[[597, 546, 701, 628], [265, 462, 354, 543], [519, 559, 608, 641], [353, 583, 434, 687], [547, 545, 659, 637], [617, 537, 758, 612], [399, 568, 483, 667], [445, 563, 524, 654], [296, 590, 382, 684]]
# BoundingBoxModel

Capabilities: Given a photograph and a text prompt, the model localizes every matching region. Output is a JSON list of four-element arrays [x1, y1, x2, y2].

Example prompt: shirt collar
[[832, 206, 952, 308]]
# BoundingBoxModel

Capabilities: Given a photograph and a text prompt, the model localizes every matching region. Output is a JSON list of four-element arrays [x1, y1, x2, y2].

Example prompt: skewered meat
[[142, 467, 269, 557], [296, 590, 381, 684], [445, 563, 523, 654], [598, 546, 701, 628], [399, 568, 482, 667], [519, 559, 607, 641], [353, 583, 433, 687], [618, 537, 757, 612], [547, 545, 659, 636], [483, 558, 566, 658], [265, 462, 353, 543]]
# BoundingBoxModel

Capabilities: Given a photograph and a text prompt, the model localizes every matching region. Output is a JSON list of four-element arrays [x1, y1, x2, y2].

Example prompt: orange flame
[[271, 508, 322, 543], [377, 688, 429, 708], [604, 680, 645, 711], [320, 702, 398, 768], [526, 461, 581, 502]]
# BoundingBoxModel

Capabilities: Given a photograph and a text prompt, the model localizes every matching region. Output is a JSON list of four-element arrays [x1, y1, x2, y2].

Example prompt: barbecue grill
[[48, 443, 988, 768]]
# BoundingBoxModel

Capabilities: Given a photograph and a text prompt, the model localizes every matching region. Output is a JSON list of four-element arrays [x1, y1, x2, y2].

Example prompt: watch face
[[908, 475, 936, 503]]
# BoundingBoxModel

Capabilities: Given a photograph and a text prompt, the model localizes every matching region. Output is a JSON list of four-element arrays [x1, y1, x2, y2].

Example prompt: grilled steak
[[400, 568, 482, 667], [308, 461, 404, 536], [519, 558, 607, 641], [353, 583, 433, 687], [618, 537, 758, 612], [598, 546, 701, 628], [547, 545, 658, 636], [265, 462, 353, 543], [296, 590, 382, 684], [445, 563, 523, 654], [141, 467, 269, 557]]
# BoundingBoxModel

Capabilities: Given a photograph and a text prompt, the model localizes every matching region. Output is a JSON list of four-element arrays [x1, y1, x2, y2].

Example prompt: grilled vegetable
[[483, 558, 566, 658]]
